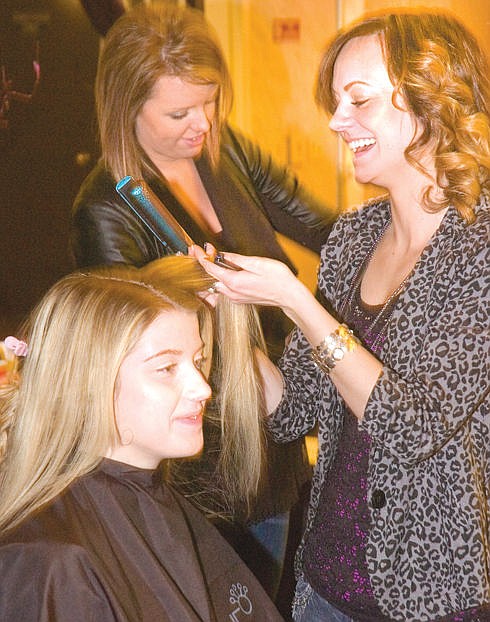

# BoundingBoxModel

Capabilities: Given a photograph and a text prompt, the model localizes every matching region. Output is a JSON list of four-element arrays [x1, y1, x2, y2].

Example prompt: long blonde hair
[[0, 256, 265, 533], [316, 10, 490, 223], [96, 2, 233, 181]]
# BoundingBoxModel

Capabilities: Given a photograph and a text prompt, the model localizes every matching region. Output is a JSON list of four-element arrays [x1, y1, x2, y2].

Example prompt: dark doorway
[[0, 0, 99, 335]]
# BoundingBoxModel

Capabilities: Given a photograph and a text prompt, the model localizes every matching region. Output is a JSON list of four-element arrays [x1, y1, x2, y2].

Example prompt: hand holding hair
[[190, 243, 311, 315]]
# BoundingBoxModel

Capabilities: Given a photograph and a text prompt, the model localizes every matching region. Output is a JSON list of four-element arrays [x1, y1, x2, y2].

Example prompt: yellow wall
[[207, 1, 339, 206]]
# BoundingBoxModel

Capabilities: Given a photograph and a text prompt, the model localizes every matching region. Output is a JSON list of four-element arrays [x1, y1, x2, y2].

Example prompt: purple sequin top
[[303, 283, 394, 622], [303, 276, 486, 621]]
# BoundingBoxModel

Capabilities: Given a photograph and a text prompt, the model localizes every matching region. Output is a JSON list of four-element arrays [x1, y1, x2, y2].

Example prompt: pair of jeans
[[247, 511, 290, 600], [293, 576, 354, 622]]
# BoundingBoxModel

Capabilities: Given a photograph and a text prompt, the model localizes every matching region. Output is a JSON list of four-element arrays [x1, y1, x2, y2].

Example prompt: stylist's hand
[[190, 244, 302, 310]]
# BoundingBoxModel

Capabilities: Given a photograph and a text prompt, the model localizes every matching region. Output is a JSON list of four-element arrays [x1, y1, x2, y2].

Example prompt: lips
[[175, 411, 203, 425], [348, 137, 376, 153], [185, 134, 205, 147]]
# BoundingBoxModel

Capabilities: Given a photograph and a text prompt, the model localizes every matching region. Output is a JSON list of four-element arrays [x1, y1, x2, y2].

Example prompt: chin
[[180, 437, 204, 459], [188, 147, 204, 159], [353, 170, 373, 185]]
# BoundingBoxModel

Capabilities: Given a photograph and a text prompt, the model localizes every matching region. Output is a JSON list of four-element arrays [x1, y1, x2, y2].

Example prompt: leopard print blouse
[[271, 193, 490, 621]]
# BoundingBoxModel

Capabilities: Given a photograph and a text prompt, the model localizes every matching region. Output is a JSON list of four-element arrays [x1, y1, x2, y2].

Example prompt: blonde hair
[[0, 256, 265, 532], [315, 10, 490, 223], [143, 257, 267, 516], [96, 2, 233, 181]]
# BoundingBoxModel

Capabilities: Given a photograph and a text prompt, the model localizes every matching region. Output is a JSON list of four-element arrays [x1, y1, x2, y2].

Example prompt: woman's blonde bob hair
[[315, 9, 490, 223], [96, 2, 233, 181], [0, 256, 265, 533]]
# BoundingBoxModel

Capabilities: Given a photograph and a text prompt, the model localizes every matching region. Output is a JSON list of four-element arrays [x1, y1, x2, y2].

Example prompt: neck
[[388, 182, 447, 252], [156, 157, 195, 182]]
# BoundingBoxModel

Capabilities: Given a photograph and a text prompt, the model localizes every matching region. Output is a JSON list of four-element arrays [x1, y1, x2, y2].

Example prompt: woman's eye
[[352, 99, 368, 107], [169, 111, 187, 120], [157, 363, 177, 375]]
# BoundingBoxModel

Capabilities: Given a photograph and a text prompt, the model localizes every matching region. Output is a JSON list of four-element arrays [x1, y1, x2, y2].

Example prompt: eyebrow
[[143, 342, 205, 363], [144, 349, 181, 363], [344, 80, 371, 90]]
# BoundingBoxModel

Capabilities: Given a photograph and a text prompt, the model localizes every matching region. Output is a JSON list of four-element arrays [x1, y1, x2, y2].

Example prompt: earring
[[120, 428, 134, 446]]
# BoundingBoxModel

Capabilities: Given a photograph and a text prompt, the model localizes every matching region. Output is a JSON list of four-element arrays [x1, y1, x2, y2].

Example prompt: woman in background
[[71, 2, 337, 601], [194, 10, 490, 621], [0, 256, 283, 621]]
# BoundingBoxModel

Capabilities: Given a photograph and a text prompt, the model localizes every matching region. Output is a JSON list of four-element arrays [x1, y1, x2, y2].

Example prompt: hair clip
[[4, 336, 28, 357]]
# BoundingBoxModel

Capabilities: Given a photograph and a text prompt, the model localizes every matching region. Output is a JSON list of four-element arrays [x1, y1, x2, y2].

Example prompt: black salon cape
[[0, 459, 284, 621]]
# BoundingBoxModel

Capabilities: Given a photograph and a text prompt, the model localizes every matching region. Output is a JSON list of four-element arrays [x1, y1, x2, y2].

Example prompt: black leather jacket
[[71, 125, 337, 521], [72, 125, 335, 270]]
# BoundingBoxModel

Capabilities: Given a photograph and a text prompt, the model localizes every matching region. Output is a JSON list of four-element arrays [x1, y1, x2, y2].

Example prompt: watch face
[[333, 347, 344, 361]]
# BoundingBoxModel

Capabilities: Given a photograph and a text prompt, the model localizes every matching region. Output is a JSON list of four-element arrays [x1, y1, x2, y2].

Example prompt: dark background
[[0, 0, 100, 336], [0, 0, 203, 337]]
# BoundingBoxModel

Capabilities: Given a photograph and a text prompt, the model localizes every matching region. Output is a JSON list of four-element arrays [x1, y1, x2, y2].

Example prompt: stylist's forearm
[[282, 278, 383, 420], [255, 348, 284, 414], [280, 278, 337, 344]]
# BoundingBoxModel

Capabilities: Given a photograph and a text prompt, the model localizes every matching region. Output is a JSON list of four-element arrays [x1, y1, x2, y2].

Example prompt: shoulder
[[0, 539, 115, 621], [219, 124, 266, 173], [70, 162, 157, 267], [335, 194, 389, 232], [0, 537, 91, 566], [460, 191, 490, 253], [72, 161, 119, 217], [0, 532, 98, 585], [323, 195, 390, 259], [220, 124, 251, 152], [440, 192, 490, 272], [318, 195, 390, 306]]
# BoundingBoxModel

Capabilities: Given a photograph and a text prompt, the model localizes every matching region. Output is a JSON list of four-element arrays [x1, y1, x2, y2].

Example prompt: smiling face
[[108, 309, 211, 469], [135, 75, 218, 167], [329, 34, 419, 191]]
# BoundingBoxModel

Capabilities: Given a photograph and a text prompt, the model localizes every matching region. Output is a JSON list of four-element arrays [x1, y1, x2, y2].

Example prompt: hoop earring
[[120, 428, 134, 446]]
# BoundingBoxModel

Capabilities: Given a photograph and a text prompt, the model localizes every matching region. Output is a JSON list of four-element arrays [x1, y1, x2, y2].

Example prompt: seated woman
[[0, 256, 283, 621]]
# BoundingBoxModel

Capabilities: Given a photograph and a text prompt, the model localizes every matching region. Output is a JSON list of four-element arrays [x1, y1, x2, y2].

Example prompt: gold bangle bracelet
[[311, 323, 359, 374]]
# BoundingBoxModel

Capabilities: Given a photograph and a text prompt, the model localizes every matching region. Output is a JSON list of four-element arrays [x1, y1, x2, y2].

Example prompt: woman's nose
[[329, 104, 350, 133], [191, 108, 211, 133], [188, 368, 212, 402]]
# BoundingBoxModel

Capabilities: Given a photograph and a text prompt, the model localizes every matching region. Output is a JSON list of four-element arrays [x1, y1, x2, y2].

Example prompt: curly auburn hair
[[315, 10, 490, 223]]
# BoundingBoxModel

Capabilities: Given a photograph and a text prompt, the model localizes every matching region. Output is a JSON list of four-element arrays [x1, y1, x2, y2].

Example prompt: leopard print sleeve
[[267, 326, 329, 442]]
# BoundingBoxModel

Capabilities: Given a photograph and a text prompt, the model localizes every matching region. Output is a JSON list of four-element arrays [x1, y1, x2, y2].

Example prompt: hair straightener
[[115, 176, 240, 270]]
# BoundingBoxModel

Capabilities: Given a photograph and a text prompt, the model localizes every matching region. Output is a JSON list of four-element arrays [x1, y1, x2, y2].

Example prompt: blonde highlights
[[316, 10, 490, 222], [143, 257, 267, 517]]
